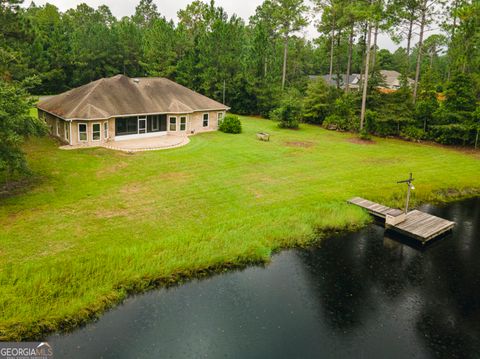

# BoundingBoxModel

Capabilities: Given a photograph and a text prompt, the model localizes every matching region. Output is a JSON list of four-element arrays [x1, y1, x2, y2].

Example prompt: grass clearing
[[1, 116, 479, 340]]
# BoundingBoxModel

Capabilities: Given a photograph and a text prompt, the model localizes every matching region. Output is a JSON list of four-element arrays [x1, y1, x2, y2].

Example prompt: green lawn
[[1, 116, 479, 340]]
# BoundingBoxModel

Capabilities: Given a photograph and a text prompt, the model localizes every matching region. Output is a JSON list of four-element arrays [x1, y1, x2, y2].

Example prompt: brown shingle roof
[[37, 75, 229, 120]]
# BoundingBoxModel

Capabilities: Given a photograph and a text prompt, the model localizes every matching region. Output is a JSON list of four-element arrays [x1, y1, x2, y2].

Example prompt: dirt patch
[[284, 141, 315, 148], [347, 137, 376, 145]]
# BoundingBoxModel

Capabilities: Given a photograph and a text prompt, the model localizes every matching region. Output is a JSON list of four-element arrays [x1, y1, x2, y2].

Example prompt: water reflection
[[48, 198, 480, 359]]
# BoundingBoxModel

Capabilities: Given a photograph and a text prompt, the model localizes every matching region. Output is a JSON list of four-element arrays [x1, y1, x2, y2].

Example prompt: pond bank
[[46, 197, 480, 358]]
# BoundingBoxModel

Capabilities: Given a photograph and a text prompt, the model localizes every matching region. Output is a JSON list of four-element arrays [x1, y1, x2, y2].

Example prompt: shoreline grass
[[1, 116, 479, 340]]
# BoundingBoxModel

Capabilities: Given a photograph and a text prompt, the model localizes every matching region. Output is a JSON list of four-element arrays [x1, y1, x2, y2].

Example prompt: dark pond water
[[47, 198, 480, 359]]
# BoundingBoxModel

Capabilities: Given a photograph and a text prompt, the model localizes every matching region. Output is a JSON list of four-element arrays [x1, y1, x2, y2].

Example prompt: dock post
[[397, 173, 415, 214]]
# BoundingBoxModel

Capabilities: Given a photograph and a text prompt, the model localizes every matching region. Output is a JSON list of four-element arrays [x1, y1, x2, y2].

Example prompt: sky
[[28, 0, 420, 51]]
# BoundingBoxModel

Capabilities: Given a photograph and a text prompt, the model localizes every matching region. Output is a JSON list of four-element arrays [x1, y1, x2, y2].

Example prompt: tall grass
[[0, 116, 479, 340]]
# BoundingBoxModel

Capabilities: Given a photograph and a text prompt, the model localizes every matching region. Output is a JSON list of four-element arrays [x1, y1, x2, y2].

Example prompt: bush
[[219, 114, 242, 134], [323, 114, 345, 130], [400, 126, 426, 142], [303, 78, 338, 124], [322, 93, 359, 131], [270, 93, 302, 129]]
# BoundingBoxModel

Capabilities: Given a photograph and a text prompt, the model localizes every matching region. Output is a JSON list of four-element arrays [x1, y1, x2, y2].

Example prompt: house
[[377, 70, 415, 91], [309, 74, 361, 90], [37, 75, 229, 147], [310, 70, 414, 92]]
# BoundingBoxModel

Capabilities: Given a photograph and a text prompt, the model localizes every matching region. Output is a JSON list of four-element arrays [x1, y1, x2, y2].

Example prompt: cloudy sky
[[28, 0, 416, 51]]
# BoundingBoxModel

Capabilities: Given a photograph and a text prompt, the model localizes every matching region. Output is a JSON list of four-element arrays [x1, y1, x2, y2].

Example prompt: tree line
[[0, 0, 479, 181]]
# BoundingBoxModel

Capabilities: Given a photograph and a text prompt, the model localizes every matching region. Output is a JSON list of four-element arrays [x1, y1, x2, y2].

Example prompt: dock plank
[[348, 197, 455, 243]]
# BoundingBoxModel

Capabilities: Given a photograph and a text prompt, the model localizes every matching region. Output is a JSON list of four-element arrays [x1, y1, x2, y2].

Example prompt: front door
[[138, 117, 146, 134]]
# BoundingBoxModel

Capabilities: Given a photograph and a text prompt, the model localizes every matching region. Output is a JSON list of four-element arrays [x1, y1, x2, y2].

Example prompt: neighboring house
[[310, 70, 414, 92], [37, 75, 229, 147], [308, 74, 360, 90], [377, 70, 415, 91], [313, 74, 361, 90]]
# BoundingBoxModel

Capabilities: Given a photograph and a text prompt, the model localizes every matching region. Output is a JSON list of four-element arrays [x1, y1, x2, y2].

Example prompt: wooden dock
[[348, 197, 455, 244]]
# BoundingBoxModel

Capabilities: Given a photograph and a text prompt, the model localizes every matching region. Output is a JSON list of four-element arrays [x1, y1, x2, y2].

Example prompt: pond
[[47, 198, 480, 358]]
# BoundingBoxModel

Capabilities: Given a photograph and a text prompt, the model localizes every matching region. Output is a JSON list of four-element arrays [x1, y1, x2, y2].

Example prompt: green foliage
[[270, 91, 302, 129], [0, 79, 46, 179], [430, 73, 478, 145], [400, 126, 426, 142], [219, 114, 242, 134], [444, 73, 477, 114], [303, 78, 338, 124], [322, 92, 360, 132], [359, 110, 376, 140]]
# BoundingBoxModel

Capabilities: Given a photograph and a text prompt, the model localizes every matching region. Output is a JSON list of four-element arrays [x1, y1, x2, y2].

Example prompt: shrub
[[400, 126, 426, 142], [358, 110, 377, 140], [323, 114, 346, 130], [270, 93, 302, 129], [303, 78, 338, 124], [219, 114, 242, 134]]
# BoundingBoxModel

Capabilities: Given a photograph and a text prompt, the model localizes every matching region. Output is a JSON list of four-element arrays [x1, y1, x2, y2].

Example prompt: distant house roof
[[309, 74, 361, 89], [37, 75, 229, 120], [310, 70, 414, 91], [379, 70, 415, 89]]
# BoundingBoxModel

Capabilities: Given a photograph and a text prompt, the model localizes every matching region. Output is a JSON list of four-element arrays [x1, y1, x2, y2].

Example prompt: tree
[[0, 79, 46, 183], [360, 0, 374, 130], [303, 77, 338, 124], [269, 0, 309, 90], [270, 89, 303, 128], [412, 0, 444, 104], [0, 0, 32, 81], [132, 0, 160, 27]]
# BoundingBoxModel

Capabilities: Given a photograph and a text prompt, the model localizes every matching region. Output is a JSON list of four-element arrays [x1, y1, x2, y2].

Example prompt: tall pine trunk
[[413, 2, 426, 104], [336, 29, 342, 89], [328, 17, 336, 82], [371, 23, 379, 70], [360, 22, 373, 130], [282, 35, 288, 90], [359, 23, 367, 85], [345, 24, 354, 93], [406, 11, 414, 57]]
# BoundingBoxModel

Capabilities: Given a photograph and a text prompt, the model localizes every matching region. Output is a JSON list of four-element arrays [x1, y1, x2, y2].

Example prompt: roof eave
[[55, 107, 231, 121]]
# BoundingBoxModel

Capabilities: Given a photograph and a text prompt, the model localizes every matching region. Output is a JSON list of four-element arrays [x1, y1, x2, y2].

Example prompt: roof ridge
[[65, 78, 105, 118]]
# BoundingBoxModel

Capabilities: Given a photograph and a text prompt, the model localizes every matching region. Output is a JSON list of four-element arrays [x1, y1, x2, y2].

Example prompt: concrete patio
[[60, 134, 190, 152]]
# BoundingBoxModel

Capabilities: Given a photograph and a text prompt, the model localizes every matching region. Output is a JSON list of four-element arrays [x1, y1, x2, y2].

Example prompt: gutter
[[37, 107, 231, 122]]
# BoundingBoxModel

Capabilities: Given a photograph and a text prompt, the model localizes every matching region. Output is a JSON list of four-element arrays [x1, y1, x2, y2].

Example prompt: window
[[169, 117, 177, 131], [115, 117, 138, 136], [217, 112, 224, 123], [56, 119, 59, 136], [152, 116, 159, 131], [104, 122, 108, 139], [180, 116, 187, 131], [92, 123, 101, 141], [147, 114, 166, 132], [203, 113, 209, 127], [65, 122, 70, 142], [78, 123, 87, 141]]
